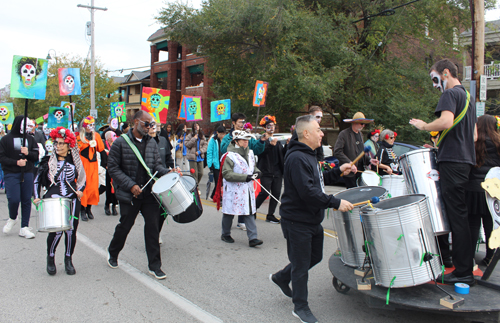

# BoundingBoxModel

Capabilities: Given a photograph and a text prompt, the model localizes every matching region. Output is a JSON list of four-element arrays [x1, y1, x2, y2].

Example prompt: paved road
[[0, 171, 494, 322]]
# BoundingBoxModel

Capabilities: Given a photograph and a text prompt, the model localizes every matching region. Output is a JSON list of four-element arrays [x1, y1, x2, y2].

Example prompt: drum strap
[[121, 134, 158, 181], [436, 90, 470, 147]]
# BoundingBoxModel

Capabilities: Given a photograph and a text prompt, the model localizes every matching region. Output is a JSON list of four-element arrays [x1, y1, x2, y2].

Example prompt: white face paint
[[312, 111, 323, 124], [110, 118, 118, 130], [20, 119, 35, 134], [43, 124, 50, 136], [430, 71, 446, 93], [85, 123, 95, 132]]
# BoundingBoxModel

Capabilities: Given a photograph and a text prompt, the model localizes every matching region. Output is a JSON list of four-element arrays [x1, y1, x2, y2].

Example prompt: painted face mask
[[43, 124, 50, 136], [45, 140, 54, 154], [83, 116, 95, 132], [430, 71, 446, 93], [313, 111, 323, 124], [110, 118, 118, 130], [20, 118, 35, 134]]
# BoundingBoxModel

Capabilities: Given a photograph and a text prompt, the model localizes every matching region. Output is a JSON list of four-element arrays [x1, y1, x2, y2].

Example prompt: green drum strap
[[436, 90, 470, 147]]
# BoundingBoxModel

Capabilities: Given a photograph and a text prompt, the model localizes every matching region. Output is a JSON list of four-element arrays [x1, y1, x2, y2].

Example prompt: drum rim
[[152, 172, 181, 193], [399, 147, 436, 158], [334, 186, 387, 203], [360, 193, 427, 213]]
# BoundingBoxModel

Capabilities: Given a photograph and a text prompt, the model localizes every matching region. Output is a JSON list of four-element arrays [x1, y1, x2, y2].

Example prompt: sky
[[0, 0, 499, 89]]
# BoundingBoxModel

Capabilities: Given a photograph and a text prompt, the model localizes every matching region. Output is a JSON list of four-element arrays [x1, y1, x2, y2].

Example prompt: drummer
[[375, 129, 401, 176], [33, 127, 86, 276]]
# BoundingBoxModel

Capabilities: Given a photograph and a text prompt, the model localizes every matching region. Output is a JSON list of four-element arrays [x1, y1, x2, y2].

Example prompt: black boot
[[80, 207, 88, 221], [104, 204, 111, 216], [112, 204, 118, 215], [65, 256, 76, 275], [87, 205, 94, 219], [47, 256, 56, 275]]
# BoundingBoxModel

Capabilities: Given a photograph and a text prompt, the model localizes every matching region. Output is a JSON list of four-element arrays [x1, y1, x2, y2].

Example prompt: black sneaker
[[149, 268, 167, 280], [269, 273, 292, 298], [437, 272, 476, 285], [249, 239, 263, 247], [221, 235, 235, 243], [266, 215, 280, 224], [107, 250, 118, 269], [292, 308, 318, 323]]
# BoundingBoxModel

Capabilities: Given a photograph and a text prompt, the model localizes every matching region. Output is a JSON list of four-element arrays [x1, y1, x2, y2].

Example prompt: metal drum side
[[38, 197, 73, 232], [153, 173, 193, 216], [381, 175, 408, 198]]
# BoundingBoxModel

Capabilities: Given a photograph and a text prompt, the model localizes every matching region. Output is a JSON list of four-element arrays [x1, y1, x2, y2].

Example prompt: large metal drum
[[381, 175, 407, 198], [361, 194, 442, 288], [38, 197, 73, 232], [399, 148, 450, 235], [152, 173, 193, 216], [357, 170, 381, 187], [333, 186, 388, 268]]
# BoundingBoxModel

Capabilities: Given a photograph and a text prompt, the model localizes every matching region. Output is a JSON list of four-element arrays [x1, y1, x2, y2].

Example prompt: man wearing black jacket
[[270, 115, 354, 323], [0, 116, 39, 238]]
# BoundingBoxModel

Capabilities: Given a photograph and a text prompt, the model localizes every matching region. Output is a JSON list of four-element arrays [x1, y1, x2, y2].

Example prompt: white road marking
[[78, 233, 224, 323]]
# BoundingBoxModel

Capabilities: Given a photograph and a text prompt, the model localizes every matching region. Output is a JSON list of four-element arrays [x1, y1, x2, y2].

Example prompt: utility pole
[[77, 1, 107, 115], [473, 0, 485, 103]]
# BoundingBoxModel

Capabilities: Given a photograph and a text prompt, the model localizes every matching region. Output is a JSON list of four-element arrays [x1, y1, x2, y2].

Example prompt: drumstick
[[340, 146, 371, 177], [252, 178, 281, 205], [65, 180, 81, 200], [351, 196, 380, 207], [141, 171, 159, 190], [376, 157, 379, 173]]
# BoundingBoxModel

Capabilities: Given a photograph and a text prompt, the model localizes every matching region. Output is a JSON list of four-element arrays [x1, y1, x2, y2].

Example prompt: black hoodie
[[0, 115, 39, 174], [280, 138, 341, 225]]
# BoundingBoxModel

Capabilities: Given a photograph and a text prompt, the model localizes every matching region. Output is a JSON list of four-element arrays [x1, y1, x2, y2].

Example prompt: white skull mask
[[21, 64, 37, 87], [64, 75, 75, 92], [430, 71, 446, 93], [43, 124, 50, 136], [45, 140, 54, 154], [54, 110, 65, 121], [86, 123, 95, 132], [110, 118, 118, 130], [20, 119, 35, 134]]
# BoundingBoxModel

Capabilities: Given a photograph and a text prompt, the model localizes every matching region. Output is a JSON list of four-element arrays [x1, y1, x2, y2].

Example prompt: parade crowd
[[1, 59, 497, 323]]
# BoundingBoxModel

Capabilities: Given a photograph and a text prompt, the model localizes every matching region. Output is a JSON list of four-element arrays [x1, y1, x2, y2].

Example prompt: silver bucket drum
[[381, 175, 407, 198], [333, 186, 388, 268], [357, 170, 381, 187], [152, 173, 193, 216], [360, 194, 442, 288], [172, 175, 204, 224], [38, 197, 73, 232], [399, 148, 450, 235]]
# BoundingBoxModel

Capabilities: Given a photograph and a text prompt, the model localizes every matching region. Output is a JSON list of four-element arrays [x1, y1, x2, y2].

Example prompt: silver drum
[[38, 197, 73, 232], [381, 175, 407, 198], [333, 186, 388, 268], [361, 195, 442, 288], [399, 148, 450, 235], [152, 173, 193, 216]]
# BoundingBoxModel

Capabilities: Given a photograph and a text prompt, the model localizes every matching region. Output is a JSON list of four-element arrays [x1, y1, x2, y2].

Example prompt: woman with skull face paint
[[76, 116, 104, 221], [185, 123, 208, 185], [34, 127, 86, 275]]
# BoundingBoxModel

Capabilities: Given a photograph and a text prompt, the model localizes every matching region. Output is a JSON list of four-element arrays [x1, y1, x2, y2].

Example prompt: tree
[[157, 0, 496, 142], [6, 54, 119, 126]]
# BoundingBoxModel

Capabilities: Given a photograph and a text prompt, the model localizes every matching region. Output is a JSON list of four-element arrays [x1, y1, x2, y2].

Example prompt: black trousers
[[255, 174, 282, 217], [210, 168, 220, 199], [274, 218, 324, 311], [108, 194, 162, 270], [469, 212, 495, 260], [439, 162, 473, 277]]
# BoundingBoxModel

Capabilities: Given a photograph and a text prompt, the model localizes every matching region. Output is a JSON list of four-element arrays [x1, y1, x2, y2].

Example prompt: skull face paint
[[110, 118, 118, 130], [150, 94, 161, 109], [312, 111, 323, 124], [21, 64, 37, 87], [20, 118, 35, 134], [430, 71, 446, 93], [43, 124, 50, 136], [45, 140, 54, 154], [64, 75, 75, 92], [188, 101, 197, 115], [0, 106, 10, 121]]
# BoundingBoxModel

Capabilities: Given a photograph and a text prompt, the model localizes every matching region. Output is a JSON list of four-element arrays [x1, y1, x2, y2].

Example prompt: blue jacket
[[207, 136, 221, 169]]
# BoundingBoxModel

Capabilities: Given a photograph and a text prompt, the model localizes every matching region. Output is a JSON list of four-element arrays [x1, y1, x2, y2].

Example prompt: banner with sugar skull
[[110, 102, 126, 122], [141, 87, 170, 123], [10, 55, 48, 100], [0, 103, 15, 125], [48, 106, 70, 129], [177, 95, 187, 120], [179, 96, 203, 122], [210, 99, 231, 122], [252, 80, 269, 107], [61, 102, 75, 127], [58, 68, 81, 96]]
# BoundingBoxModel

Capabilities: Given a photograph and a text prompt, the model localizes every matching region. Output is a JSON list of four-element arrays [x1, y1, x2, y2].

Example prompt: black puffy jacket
[[0, 115, 39, 174], [108, 129, 169, 202]]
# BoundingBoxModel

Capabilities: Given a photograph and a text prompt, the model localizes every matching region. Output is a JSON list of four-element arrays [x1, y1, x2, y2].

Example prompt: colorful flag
[[110, 102, 126, 122], [58, 68, 82, 96], [183, 96, 203, 121], [10, 55, 48, 100], [252, 80, 269, 107], [141, 87, 170, 123], [48, 107, 70, 129], [0, 103, 15, 125], [210, 99, 231, 122]]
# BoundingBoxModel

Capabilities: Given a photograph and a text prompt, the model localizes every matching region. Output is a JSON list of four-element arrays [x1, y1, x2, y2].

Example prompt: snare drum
[[381, 175, 407, 198], [357, 170, 381, 187], [333, 186, 388, 268], [152, 173, 193, 216], [38, 197, 73, 232], [173, 176, 203, 223]]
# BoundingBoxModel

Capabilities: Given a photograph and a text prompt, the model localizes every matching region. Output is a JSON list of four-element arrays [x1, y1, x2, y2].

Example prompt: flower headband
[[243, 122, 253, 131], [259, 115, 277, 126], [384, 132, 397, 140], [83, 116, 95, 127], [370, 129, 380, 136], [50, 126, 77, 148]]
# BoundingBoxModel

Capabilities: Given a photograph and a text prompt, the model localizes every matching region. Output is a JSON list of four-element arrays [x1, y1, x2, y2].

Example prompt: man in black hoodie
[[0, 116, 39, 238], [269, 115, 354, 323]]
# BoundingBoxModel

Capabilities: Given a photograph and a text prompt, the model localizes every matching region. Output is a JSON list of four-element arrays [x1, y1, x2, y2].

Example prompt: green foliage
[[6, 54, 119, 126]]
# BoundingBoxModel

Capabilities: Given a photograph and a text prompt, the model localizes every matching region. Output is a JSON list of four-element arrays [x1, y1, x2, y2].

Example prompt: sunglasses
[[389, 137, 395, 139], [139, 120, 156, 129]]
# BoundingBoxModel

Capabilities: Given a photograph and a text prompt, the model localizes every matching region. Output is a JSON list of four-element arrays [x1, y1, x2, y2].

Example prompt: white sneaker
[[3, 219, 17, 234], [159, 236, 163, 245], [19, 227, 35, 239], [237, 223, 247, 231]]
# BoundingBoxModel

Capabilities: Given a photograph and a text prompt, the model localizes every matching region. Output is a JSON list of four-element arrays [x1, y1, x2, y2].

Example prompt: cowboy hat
[[343, 112, 374, 124]]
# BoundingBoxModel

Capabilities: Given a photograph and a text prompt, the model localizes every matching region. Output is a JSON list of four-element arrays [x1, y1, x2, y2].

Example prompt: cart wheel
[[332, 276, 350, 294]]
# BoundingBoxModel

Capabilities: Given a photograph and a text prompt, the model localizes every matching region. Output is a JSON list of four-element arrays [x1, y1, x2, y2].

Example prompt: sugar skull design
[[150, 94, 161, 109], [115, 105, 123, 117], [45, 139, 54, 155], [0, 106, 11, 122], [53, 109, 66, 122], [17, 58, 42, 88], [188, 101, 198, 115], [217, 103, 226, 115], [63, 75, 75, 93]]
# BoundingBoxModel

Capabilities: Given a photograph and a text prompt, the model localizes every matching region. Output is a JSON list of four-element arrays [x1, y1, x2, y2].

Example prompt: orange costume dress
[[77, 132, 104, 207]]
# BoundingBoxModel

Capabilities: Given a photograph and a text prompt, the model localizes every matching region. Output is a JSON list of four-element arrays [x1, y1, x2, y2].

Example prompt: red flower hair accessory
[[259, 115, 277, 126], [385, 132, 398, 140], [370, 129, 380, 136], [50, 126, 76, 148], [243, 122, 253, 131]]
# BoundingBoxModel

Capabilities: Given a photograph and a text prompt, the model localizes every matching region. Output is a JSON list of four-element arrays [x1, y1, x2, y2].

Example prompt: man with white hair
[[270, 115, 355, 323]]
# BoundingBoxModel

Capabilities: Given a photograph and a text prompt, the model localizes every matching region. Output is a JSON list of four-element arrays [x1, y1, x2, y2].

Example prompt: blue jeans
[[4, 172, 34, 228], [0, 164, 4, 189]]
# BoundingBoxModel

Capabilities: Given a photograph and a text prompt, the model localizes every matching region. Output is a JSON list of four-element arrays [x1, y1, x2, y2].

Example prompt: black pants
[[105, 171, 117, 206], [469, 212, 494, 260], [108, 194, 162, 270], [255, 174, 282, 217], [210, 168, 220, 199], [439, 162, 473, 277], [274, 218, 324, 311]]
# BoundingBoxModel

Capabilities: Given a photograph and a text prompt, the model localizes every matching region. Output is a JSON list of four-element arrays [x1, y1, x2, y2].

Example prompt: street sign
[[476, 102, 485, 117], [90, 109, 98, 119], [480, 75, 487, 101]]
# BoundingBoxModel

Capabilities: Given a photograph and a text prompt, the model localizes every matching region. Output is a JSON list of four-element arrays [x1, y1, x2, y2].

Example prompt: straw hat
[[343, 112, 374, 124]]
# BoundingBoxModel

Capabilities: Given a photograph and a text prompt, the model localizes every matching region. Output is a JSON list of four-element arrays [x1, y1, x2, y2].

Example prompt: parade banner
[[110, 102, 126, 122], [58, 68, 82, 96], [0, 103, 15, 125], [47, 106, 70, 128], [141, 87, 170, 123], [210, 99, 231, 122], [10, 55, 48, 100], [252, 80, 268, 107], [181, 96, 203, 122], [61, 102, 75, 127], [177, 95, 187, 120]]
